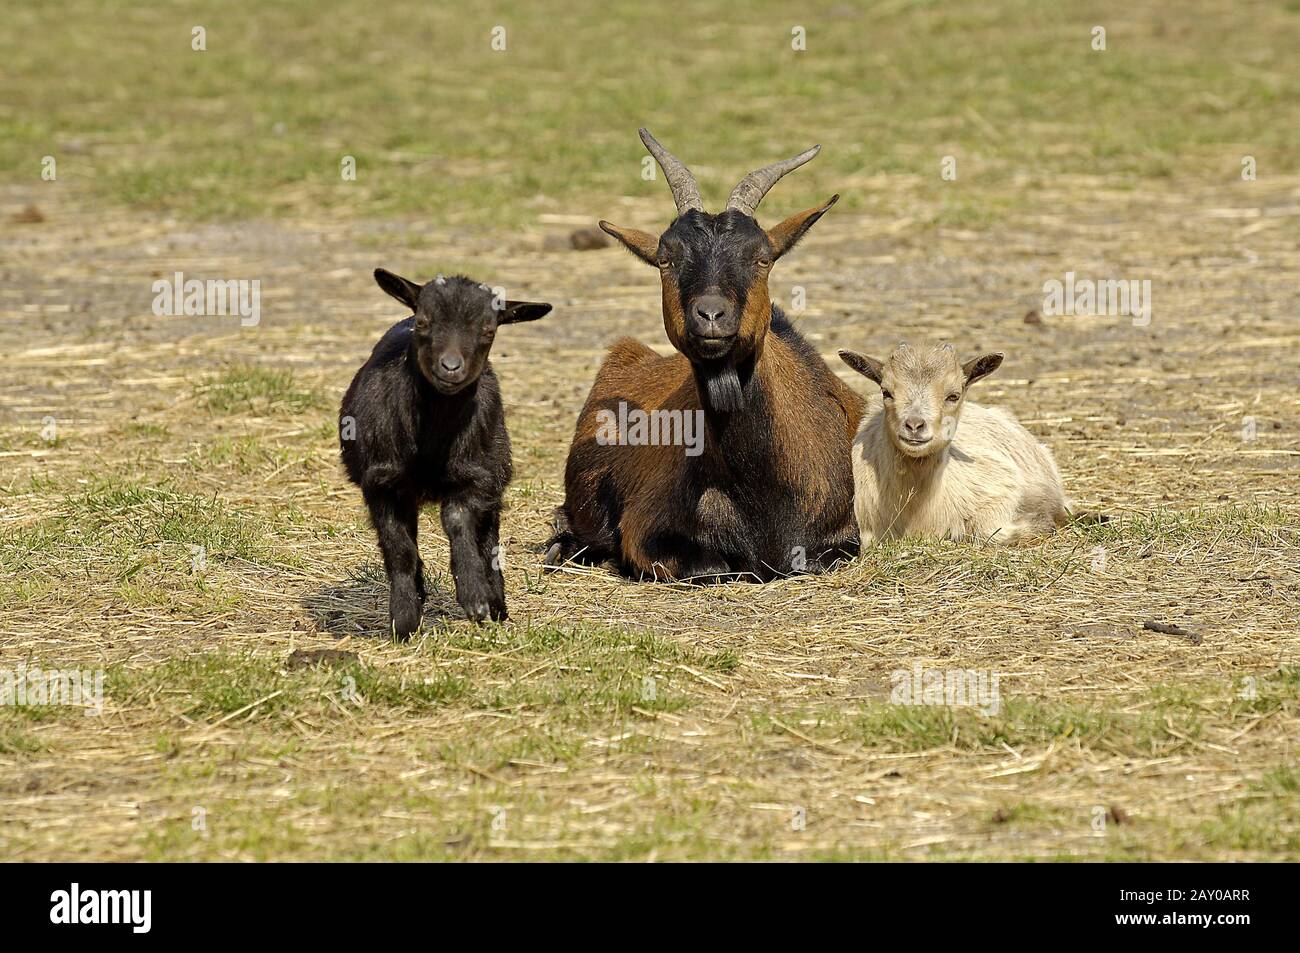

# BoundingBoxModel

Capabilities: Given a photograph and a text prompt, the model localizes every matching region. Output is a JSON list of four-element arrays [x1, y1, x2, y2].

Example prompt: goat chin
[[702, 364, 744, 412]]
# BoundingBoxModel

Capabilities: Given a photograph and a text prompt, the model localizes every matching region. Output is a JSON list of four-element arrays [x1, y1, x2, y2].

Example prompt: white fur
[[851, 398, 1069, 545]]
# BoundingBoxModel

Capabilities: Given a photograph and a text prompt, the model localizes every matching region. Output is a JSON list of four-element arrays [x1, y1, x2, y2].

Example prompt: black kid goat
[[340, 269, 551, 637]]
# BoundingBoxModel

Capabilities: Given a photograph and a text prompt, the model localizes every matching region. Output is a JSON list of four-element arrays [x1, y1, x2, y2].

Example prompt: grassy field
[[1, 0, 1298, 860]]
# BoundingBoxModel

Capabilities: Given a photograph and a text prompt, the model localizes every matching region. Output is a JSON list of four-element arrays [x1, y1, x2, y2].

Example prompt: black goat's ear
[[962, 352, 1004, 388], [598, 221, 660, 266], [499, 301, 552, 324], [374, 268, 422, 311], [767, 194, 838, 260], [838, 348, 885, 384]]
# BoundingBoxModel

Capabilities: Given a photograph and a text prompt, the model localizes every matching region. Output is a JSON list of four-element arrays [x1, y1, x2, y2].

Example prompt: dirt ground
[[1, 170, 1297, 860]]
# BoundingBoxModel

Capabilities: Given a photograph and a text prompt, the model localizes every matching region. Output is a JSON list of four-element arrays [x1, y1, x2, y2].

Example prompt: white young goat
[[837, 343, 1069, 545]]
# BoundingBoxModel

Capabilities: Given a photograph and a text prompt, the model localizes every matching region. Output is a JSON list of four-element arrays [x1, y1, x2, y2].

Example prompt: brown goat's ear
[[374, 268, 422, 311], [598, 221, 660, 266], [962, 352, 1004, 387], [767, 194, 838, 260], [499, 301, 553, 324], [838, 349, 884, 384]]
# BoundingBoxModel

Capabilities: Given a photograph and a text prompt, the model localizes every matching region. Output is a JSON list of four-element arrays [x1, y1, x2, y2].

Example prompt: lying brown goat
[[545, 129, 864, 581]]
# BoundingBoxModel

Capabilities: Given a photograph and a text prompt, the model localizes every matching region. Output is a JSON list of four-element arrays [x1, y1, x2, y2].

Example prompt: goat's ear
[[374, 268, 422, 311], [838, 349, 885, 384], [767, 194, 838, 260], [499, 300, 553, 324], [598, 221, 660, 266], [962, 352, 1004, 387]]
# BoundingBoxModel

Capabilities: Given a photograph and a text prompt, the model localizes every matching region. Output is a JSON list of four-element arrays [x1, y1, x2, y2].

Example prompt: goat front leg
[[365, 489, 423, 640], [441, 496, 500, 623], [481, 508, 508, 621]]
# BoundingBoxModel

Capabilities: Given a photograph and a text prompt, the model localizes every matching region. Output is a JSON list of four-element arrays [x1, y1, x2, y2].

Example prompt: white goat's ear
[[962, 352, 1004, 387], [374, 268, 422, 312], [838, 349, 884, 384], [598, 221, 660, 266], [500, 301, 552, 324]]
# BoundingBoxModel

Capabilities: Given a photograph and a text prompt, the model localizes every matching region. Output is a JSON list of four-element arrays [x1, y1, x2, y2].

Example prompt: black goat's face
[[601, 201, 837, 367], [598, 131, 837, 375], [374, 270, 551, 395], [652, 210, 770, 363]]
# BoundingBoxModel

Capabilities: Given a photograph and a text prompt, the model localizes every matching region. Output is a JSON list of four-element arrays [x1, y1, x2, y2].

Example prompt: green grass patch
[[117, 421, 171, 440], [1073, 505, 1295, 547], [849, 695, 1203, 756], [64, 478, 267, 562], [1197, 764, 1300, 853], [755, 684, 1222, 759], [0, 723, 47, 755], [107, 623, 712, 732], [195, 366, 324, 414], [108, 651, 468, 728], [3, 0, 1295, 223], [186, 435, 300, 475]]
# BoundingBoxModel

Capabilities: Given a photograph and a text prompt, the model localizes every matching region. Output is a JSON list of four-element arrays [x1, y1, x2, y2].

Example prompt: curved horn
[[726, 144, 821, 218], [639, 128, 703, 215]]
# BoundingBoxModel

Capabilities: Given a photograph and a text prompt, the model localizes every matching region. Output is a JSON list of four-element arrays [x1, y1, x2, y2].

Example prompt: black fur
[[659, 209, 770, 367], [340, 271, 550, 637]]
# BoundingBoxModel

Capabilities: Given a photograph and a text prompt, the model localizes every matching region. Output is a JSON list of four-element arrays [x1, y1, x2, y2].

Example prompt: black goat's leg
[[365, 489, 423, 639], [415, 552, 427, 602], [440, 496, 496, 623], [480, 508, 507, 621]]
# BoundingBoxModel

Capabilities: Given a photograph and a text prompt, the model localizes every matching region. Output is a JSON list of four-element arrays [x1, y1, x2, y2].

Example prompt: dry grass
[[1, 159, 1297, 859]]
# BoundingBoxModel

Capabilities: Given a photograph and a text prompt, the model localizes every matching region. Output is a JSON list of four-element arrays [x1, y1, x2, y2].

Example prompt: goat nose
[[904, 416, 926, 434], [439, 354, 464, 374], [693, 295, 729, 324]]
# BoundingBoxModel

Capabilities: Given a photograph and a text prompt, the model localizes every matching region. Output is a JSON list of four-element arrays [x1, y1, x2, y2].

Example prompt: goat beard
[[700, 363, 744, 413]]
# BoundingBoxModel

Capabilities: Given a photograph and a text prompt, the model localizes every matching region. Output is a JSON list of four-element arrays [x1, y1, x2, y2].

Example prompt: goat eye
[[757, 257, 773, 268], [946, 393, 960, 403], [657, 257, 672, 269]]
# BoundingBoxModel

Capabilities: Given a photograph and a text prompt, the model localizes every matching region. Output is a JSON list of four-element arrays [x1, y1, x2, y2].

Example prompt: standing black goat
[[340, 269, 551, 638]]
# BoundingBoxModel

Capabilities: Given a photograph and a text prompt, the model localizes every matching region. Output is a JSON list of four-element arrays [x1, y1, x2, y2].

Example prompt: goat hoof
[[463, 601, 491, 623], [390, 598, 422, 641], [542, 542, 563, 569]]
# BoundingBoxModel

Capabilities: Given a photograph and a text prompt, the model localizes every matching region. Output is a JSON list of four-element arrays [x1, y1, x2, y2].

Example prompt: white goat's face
[[838, 343, 1005, 458], [879, 345, 966, 456]]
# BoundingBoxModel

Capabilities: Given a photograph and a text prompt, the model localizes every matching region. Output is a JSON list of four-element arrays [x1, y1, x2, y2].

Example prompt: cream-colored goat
[[837, 343, 1069, 545]]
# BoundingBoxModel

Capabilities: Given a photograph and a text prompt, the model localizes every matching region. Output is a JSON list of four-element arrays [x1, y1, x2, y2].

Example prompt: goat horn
[[639, 128, 704, 215], [726, 144, 821, 218]]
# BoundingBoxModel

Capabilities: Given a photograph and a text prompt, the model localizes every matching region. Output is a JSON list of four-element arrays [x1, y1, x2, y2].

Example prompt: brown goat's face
[[600, 199, 837, 370], [839, 344, 1004, 458], [374, 270, 551, 395], [655, 210, 772, 363]]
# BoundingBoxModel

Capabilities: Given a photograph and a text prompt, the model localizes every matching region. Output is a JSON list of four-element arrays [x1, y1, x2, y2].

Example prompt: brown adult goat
[[545, 129, 864, 581]]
